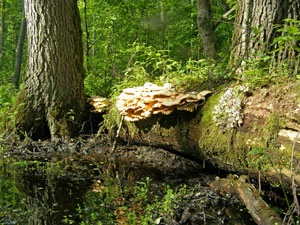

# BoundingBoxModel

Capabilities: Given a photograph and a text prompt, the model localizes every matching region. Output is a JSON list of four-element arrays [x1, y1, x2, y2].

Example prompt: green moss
[[198, 90, 237, 163], [198, 89, 287, 168], [244, 113, 289, 171], [264, 113, 285, 145], [234, 132, 253, 166]]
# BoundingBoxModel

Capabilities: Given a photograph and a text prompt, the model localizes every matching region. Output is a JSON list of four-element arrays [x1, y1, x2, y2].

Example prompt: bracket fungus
[[116, 82, 212, 121], [87, 96, 111, 113]]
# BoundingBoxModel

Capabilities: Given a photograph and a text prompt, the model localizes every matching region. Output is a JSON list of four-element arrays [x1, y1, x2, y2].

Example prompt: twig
[[213, 5, 236, 30], [111, 115, 124, 153], [291, 131, 299, 206], [284, 130, 300, 223]]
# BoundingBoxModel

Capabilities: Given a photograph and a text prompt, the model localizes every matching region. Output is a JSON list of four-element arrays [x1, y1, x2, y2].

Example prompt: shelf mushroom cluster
[[87, 96, 111, 113], [116, 82, 212, 121]]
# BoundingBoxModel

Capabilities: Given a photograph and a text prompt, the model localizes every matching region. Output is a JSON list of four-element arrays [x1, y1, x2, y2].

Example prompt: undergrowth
[[77, 176, 187, 225], [0, 83, 18, 136]]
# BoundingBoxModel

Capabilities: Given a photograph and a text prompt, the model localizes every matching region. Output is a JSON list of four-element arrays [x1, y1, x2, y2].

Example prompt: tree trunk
[[82, 0, 90, 72], [197, 0, 217, 59], [19, 0, 85, 140], [229, 0, 300, 73], [271, 1, 300, 75], [13, 1, 26, 89]]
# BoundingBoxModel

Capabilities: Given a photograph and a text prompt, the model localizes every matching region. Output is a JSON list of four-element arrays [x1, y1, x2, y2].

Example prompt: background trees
[[0, 0, 299, 138]]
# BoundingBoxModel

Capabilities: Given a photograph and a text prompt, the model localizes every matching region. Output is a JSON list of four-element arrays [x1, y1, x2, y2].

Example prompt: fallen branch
[[209, 175, 283, 225], [111, 115, 124, 153]]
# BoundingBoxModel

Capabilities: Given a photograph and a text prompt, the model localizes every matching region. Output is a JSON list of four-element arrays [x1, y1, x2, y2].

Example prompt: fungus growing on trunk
[[116, 82, 212, 121], [87, 96, 111, 113]]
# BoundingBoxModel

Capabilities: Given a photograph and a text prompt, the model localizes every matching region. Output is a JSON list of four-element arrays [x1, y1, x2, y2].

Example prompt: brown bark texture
[[20, 0, 85, 140], [197, 0, 217, 59], [230, 0, 300, 71], [210, 175, 283, 225]]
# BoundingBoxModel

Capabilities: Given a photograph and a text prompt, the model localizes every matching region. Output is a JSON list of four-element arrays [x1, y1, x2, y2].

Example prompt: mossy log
[[117, 82, 300, 189], [209, 175, 283, 225]]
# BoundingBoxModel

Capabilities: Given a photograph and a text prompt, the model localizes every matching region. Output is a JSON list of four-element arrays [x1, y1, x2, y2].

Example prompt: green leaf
[[247, 148, 265, 155]]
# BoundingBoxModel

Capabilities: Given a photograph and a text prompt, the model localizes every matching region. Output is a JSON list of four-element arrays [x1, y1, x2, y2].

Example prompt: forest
[[0, 0, 300, 224]]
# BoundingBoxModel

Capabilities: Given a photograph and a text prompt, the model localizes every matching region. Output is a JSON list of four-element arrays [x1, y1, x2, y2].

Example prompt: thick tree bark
[[13, 1, 26, 89], [19, 0, 85, 140], [229, 0, 300, 73], [197, 0, 217, 59]]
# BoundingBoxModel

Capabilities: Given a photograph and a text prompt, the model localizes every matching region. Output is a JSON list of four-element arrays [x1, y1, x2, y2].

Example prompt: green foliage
[[134, 177, 151, 204], [247, 147, 270, 171], [0, 83, 18, 134], [78, 176, 188, 225], [78, 0, 233, 98], [212, 0, 235, 53], [237, 18, 300, 88], [0, 157, 28, 224], [80, 0, 186, 91], [271, 18, 300, 77], [0, 0, 25, 82], [272, 19, 300, 54], [112, 43, 228, 94]]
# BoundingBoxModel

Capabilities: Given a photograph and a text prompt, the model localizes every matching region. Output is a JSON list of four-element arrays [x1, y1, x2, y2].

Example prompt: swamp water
[[0, 147, 256, 225]]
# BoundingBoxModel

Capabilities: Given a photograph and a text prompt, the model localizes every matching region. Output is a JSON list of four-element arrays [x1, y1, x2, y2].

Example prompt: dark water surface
[[0, 150, 257, 225]]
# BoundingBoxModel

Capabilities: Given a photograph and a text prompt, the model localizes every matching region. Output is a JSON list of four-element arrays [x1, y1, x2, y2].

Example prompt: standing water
[[1, 143, 257, 225]]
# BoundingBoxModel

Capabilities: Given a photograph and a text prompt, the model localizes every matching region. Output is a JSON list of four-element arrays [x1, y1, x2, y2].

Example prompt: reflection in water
[[1, 154, 258, 225], [1, 160, 92, 225], [20, 173, 91, 224]]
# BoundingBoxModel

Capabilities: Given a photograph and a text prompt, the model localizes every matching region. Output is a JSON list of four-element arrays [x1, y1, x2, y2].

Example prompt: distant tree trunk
[[13, 1, 26, 89], [82, 0, 90, 72], [19, 0, 85, 140], [0, 0, 5, 69], [197, 0, 217, 59], [229, 0, 300, 73]]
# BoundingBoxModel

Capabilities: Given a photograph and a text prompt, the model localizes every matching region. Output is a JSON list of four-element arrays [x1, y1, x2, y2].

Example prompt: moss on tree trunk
[[118, 82, 300, 189]]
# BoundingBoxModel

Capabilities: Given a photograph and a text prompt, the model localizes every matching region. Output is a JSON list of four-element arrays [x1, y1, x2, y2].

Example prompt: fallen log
[[113, 81, 300, 192], [209, 175, 283, 225]]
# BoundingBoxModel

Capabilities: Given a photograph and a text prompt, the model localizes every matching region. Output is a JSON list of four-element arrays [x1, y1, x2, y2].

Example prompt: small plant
[[77, 176, 190, 225], [134, 177, 151, 204], [272, 18, 300, 77]]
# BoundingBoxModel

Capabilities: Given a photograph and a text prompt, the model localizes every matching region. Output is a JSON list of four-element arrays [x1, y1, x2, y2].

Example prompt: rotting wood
[[209, 175, 283, 225], [115, 81, 300, 193]]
